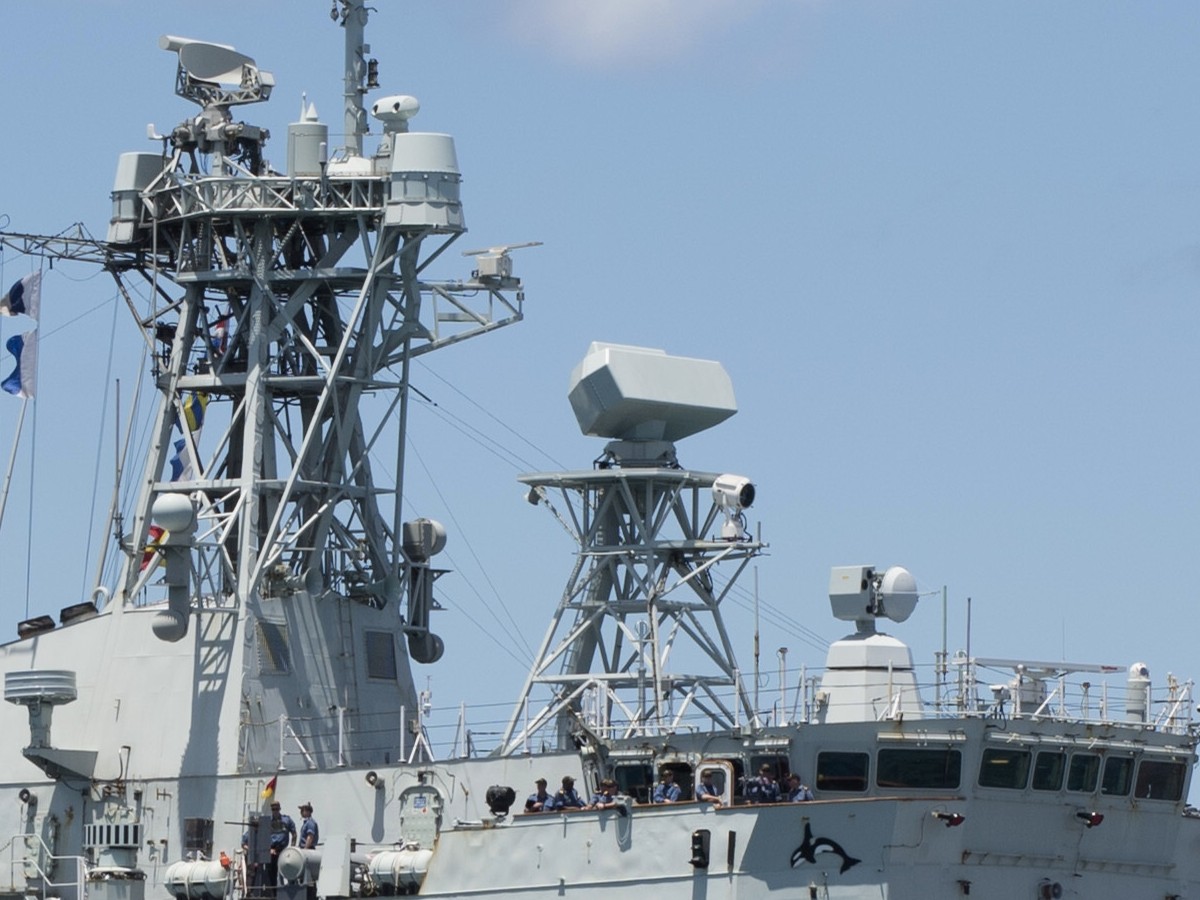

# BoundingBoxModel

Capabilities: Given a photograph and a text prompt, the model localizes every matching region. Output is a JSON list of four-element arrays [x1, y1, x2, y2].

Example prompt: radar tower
[[498, 343, 766, 754]]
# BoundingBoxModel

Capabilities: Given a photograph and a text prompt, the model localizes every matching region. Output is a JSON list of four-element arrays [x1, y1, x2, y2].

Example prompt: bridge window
[[816, 751, 869, 792], [876, 748, 961, 789], [978, 748, 1030, 789], [1101, 756, 1134, 796], [1135, 760, 1186, 801], [1067, 753, 1100, 792], [1032, 751, 1065, 791]]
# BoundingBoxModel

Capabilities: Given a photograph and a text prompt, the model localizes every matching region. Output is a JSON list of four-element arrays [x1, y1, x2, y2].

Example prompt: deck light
[[1076, 810, 1104, 828]]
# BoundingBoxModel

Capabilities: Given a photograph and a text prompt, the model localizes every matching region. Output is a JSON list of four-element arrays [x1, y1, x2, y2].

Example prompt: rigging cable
[[404, 435, 537, 661], [416, 360, 566, 471], [360, 379, 539, 667], [79, 290, 122, 598]]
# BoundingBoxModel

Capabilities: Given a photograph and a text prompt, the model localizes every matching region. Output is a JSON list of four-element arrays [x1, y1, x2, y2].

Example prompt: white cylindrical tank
[[278, 847, 321, 882], [1125, 662, 1151, 723], [287, 103, 328, 178], [383, 133, 464, 232], [163, 860, 230, 900], [367, 848, 434, 892]]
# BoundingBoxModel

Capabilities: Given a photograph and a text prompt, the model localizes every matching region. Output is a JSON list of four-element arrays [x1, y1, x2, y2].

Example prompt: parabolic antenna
[[160, 35, 274, 109], [178, 42, 257, 85]]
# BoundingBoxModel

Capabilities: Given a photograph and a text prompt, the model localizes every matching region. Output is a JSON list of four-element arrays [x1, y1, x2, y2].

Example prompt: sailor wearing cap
[[265, 800, 296, 886], [552, 775, 585, 810], [525, 778, 552, 813], [298, 803, 319, 849]]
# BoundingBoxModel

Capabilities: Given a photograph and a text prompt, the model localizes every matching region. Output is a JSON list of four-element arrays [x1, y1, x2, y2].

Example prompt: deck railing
[[237, 659, 1196, 771]]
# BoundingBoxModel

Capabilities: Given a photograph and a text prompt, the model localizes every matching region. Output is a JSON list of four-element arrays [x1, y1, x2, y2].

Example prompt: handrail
[[0, 831, 87, 900]]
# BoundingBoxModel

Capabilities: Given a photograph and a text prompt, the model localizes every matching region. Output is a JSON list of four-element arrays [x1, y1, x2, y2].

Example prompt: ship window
[[1101, 756, 1134, 796], [978, 748, 1030, 789], [365, 631, 398, 680], [749, 755, 789, 785], [1031, 751, 1065, 791], [1134, 760, 1186, 801], [876, 748, 961, 789], [184, 818, 213, 859], [614, 761, 654, 804], [658, 762, 694, 801], [1067, 753, 1100, 792], [816, 751, 869, 792], [255, 621, 291, 675]]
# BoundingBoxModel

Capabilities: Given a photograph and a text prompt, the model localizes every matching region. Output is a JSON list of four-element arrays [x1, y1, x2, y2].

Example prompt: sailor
[[696, 769, 723, 807], [551, 775, 585, 810], [745, 764, 781, 803], [525, 778, 552, 812], [786, 773, 815, 802], [266, 800, 297, 886], [298, 803, 319, 848], [652, 768, 682, 803], [588, 778, 620, 809]]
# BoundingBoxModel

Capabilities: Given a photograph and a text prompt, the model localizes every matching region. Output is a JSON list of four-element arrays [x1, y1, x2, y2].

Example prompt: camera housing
[[712, 475, 755, 512]]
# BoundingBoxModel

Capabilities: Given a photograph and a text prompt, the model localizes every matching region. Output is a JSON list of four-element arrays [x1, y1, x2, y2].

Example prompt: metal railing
[[0, 831, 86, 900], [233, 659, 1197, 774]]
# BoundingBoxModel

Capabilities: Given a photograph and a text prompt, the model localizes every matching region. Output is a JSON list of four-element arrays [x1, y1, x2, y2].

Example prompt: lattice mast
[[100, 3, 529, 662], [499, 344, 764, 755]]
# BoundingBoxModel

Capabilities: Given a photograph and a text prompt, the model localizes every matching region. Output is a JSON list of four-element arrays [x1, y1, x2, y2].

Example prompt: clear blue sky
[[0, 2, 1197, 744]]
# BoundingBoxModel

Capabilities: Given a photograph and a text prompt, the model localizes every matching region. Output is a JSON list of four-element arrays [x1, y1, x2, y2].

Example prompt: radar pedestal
[[4, 669, 98, 780], [499, 343, 764, 754], [816, 565, 925, 724]]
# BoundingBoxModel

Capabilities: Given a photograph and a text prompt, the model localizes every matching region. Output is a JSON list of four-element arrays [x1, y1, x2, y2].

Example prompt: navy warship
[[0, 4, 1197, 899]]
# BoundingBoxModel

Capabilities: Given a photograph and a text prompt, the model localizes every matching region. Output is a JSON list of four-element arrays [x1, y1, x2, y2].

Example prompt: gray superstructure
[[0, 5, 1197, 900]]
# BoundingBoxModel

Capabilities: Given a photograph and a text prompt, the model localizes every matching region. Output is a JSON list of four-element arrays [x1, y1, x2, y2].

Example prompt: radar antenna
[[462, 242, 543, 286], [828, 565, 919, 634], [160, 36, 274, 110]]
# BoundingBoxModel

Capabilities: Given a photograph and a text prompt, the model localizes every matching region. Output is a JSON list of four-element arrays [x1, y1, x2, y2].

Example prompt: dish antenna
[[160, 35, 275, 110]]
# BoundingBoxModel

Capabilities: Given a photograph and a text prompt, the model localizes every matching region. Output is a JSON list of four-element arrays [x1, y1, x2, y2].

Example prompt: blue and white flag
[[1, 331, 37, 399], [169, 437, 194, 482], [0, 272, 41, 320]]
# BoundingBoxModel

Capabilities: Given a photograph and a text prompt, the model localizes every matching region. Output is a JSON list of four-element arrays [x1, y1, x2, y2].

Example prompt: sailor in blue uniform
[[786, 773, 814, 802], [525, 778, 552, 812], [745, 764, 781, 803], [552, 775, 585, 809], [588, 778, 620, 809], [652, 769, 682, 803], [298, 803, 319, 848], [266, 801, 296, 886]]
